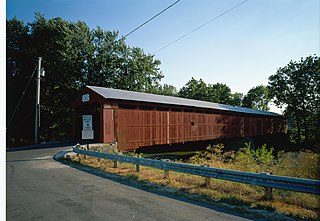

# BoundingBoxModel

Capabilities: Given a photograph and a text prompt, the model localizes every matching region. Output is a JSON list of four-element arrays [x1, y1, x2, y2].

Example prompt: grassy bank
[[69, 144, 320, 220]]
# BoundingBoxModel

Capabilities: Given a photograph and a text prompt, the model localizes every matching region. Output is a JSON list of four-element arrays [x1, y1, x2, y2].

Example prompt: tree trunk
[[303, 116, 308, 142], [296, 116, 301, 144], [315, 113, 320, 141]]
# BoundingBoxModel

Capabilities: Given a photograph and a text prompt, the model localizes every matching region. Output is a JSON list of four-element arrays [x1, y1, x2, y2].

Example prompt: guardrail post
[[82, 144, 89, 159], [164, 170, 170, 179], [95, 150, 101, 162], [162, 159, 170, 179], [203, 164, 211, 187], [75, 143, 80, 157], [262, 172, 273, 200], [136, 164, 140, 172], [264, 186, 273, 200], [135, 156, 141, 172], [113, 161, 118, 168], [205, 177, 211, 187]]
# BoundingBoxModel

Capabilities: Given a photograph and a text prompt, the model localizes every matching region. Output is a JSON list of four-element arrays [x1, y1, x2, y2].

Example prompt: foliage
[[268, 55, 320, 144], [275, 150, 320, 180], [189, 144, 276, 173], [178, 78, 208, 101], [188, 143, 319, 181], [156, 84, 178, 96], [242, 85, 270, 111], [7, 17, 34, 145], [228, 92, 243, 106], [178, 77, 242, 106], [188, 144, 235, 166], [124, 150, 144, 158], [6, 13, 163, 147], [233, 144, 275, 172]]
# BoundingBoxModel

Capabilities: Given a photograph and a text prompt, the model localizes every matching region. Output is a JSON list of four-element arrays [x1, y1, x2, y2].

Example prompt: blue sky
[[6, 0, 320, 97]]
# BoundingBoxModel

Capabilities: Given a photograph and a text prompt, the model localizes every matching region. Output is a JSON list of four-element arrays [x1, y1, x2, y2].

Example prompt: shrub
[[124, 150, 144, 158], [188, 143, 319, 179], [233, 143, 275, 173], [274, 150, 320, 179]]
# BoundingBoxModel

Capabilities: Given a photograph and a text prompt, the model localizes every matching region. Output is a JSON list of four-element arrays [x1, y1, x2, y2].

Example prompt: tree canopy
[[6, 14, 163, 147], [178, 77, 243, 106], [268, 55, 320, 143], [242, 85, 270, 111]]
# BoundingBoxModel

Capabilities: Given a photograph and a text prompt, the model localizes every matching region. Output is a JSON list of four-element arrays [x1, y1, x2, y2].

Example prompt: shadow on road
[[6, 140, 101, 152], [55, 157, 257, 221], [6, 141, 75, 152], [6, 158, 52, 163]]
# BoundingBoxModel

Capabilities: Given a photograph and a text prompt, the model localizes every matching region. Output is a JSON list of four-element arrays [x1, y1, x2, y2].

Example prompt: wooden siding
[[72, 87, 287, 150], [115, 109, 287, 151], [102, 107, 115, 143]]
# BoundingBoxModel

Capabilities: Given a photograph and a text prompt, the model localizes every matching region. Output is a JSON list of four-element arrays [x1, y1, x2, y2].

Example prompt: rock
[[63, 152, 78, 160]]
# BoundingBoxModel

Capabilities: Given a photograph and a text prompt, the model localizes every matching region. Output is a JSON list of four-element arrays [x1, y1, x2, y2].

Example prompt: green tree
[[208, 83, 232, 104], [229, 92, 243, 106], [6, 13, 164, 147], [84, 27, 163, 92], [178, 78, 209, 101], [242, 85, 270, 111], [156, 84, 177, 96], [268, 55, 320, 143], [26, 14, 93, 141], [6, 17, 34, 145], [178, 78, 242, 106]]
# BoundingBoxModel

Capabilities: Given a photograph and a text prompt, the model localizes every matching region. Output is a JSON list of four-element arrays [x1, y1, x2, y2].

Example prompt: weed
[[220, 195, 251, 207], [275, 150, 320, 179], [124, 150, 144, 158], [70, 144, 320, 220], [251, 202, 275, 211], [127, 173, 139, 180]]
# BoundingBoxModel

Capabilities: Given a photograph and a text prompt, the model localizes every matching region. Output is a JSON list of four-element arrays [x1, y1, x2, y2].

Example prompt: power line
[[7, 66, 37, 129], [153, 0, 249, 54], [124, 0, 181, 38]]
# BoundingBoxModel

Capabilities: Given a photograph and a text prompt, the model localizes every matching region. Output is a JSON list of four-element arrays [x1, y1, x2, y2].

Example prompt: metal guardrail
[[73, 147, 320, 196]]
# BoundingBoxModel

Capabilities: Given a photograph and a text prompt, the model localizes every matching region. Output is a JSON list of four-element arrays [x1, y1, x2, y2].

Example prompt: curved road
[[7, 145, 253, 221]]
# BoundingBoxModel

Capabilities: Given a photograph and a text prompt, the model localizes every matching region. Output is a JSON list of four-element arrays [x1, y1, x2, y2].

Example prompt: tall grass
[[188, 144, 320, 180], [70, 144, 320, 220]]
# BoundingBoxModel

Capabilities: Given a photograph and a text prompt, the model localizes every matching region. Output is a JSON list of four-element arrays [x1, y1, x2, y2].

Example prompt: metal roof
[[87, 85, 281, 117]]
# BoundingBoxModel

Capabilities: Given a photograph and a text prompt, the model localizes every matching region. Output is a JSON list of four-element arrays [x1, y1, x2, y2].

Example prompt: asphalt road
[[6, 145, 253, 221]]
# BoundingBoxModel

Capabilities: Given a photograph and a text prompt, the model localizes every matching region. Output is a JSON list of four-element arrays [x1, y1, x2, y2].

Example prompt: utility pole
[[34, 57, 42, 144]]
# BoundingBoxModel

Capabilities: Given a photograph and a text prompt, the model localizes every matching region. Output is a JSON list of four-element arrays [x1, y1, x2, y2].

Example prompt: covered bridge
[[72, 86, 287, 151]]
